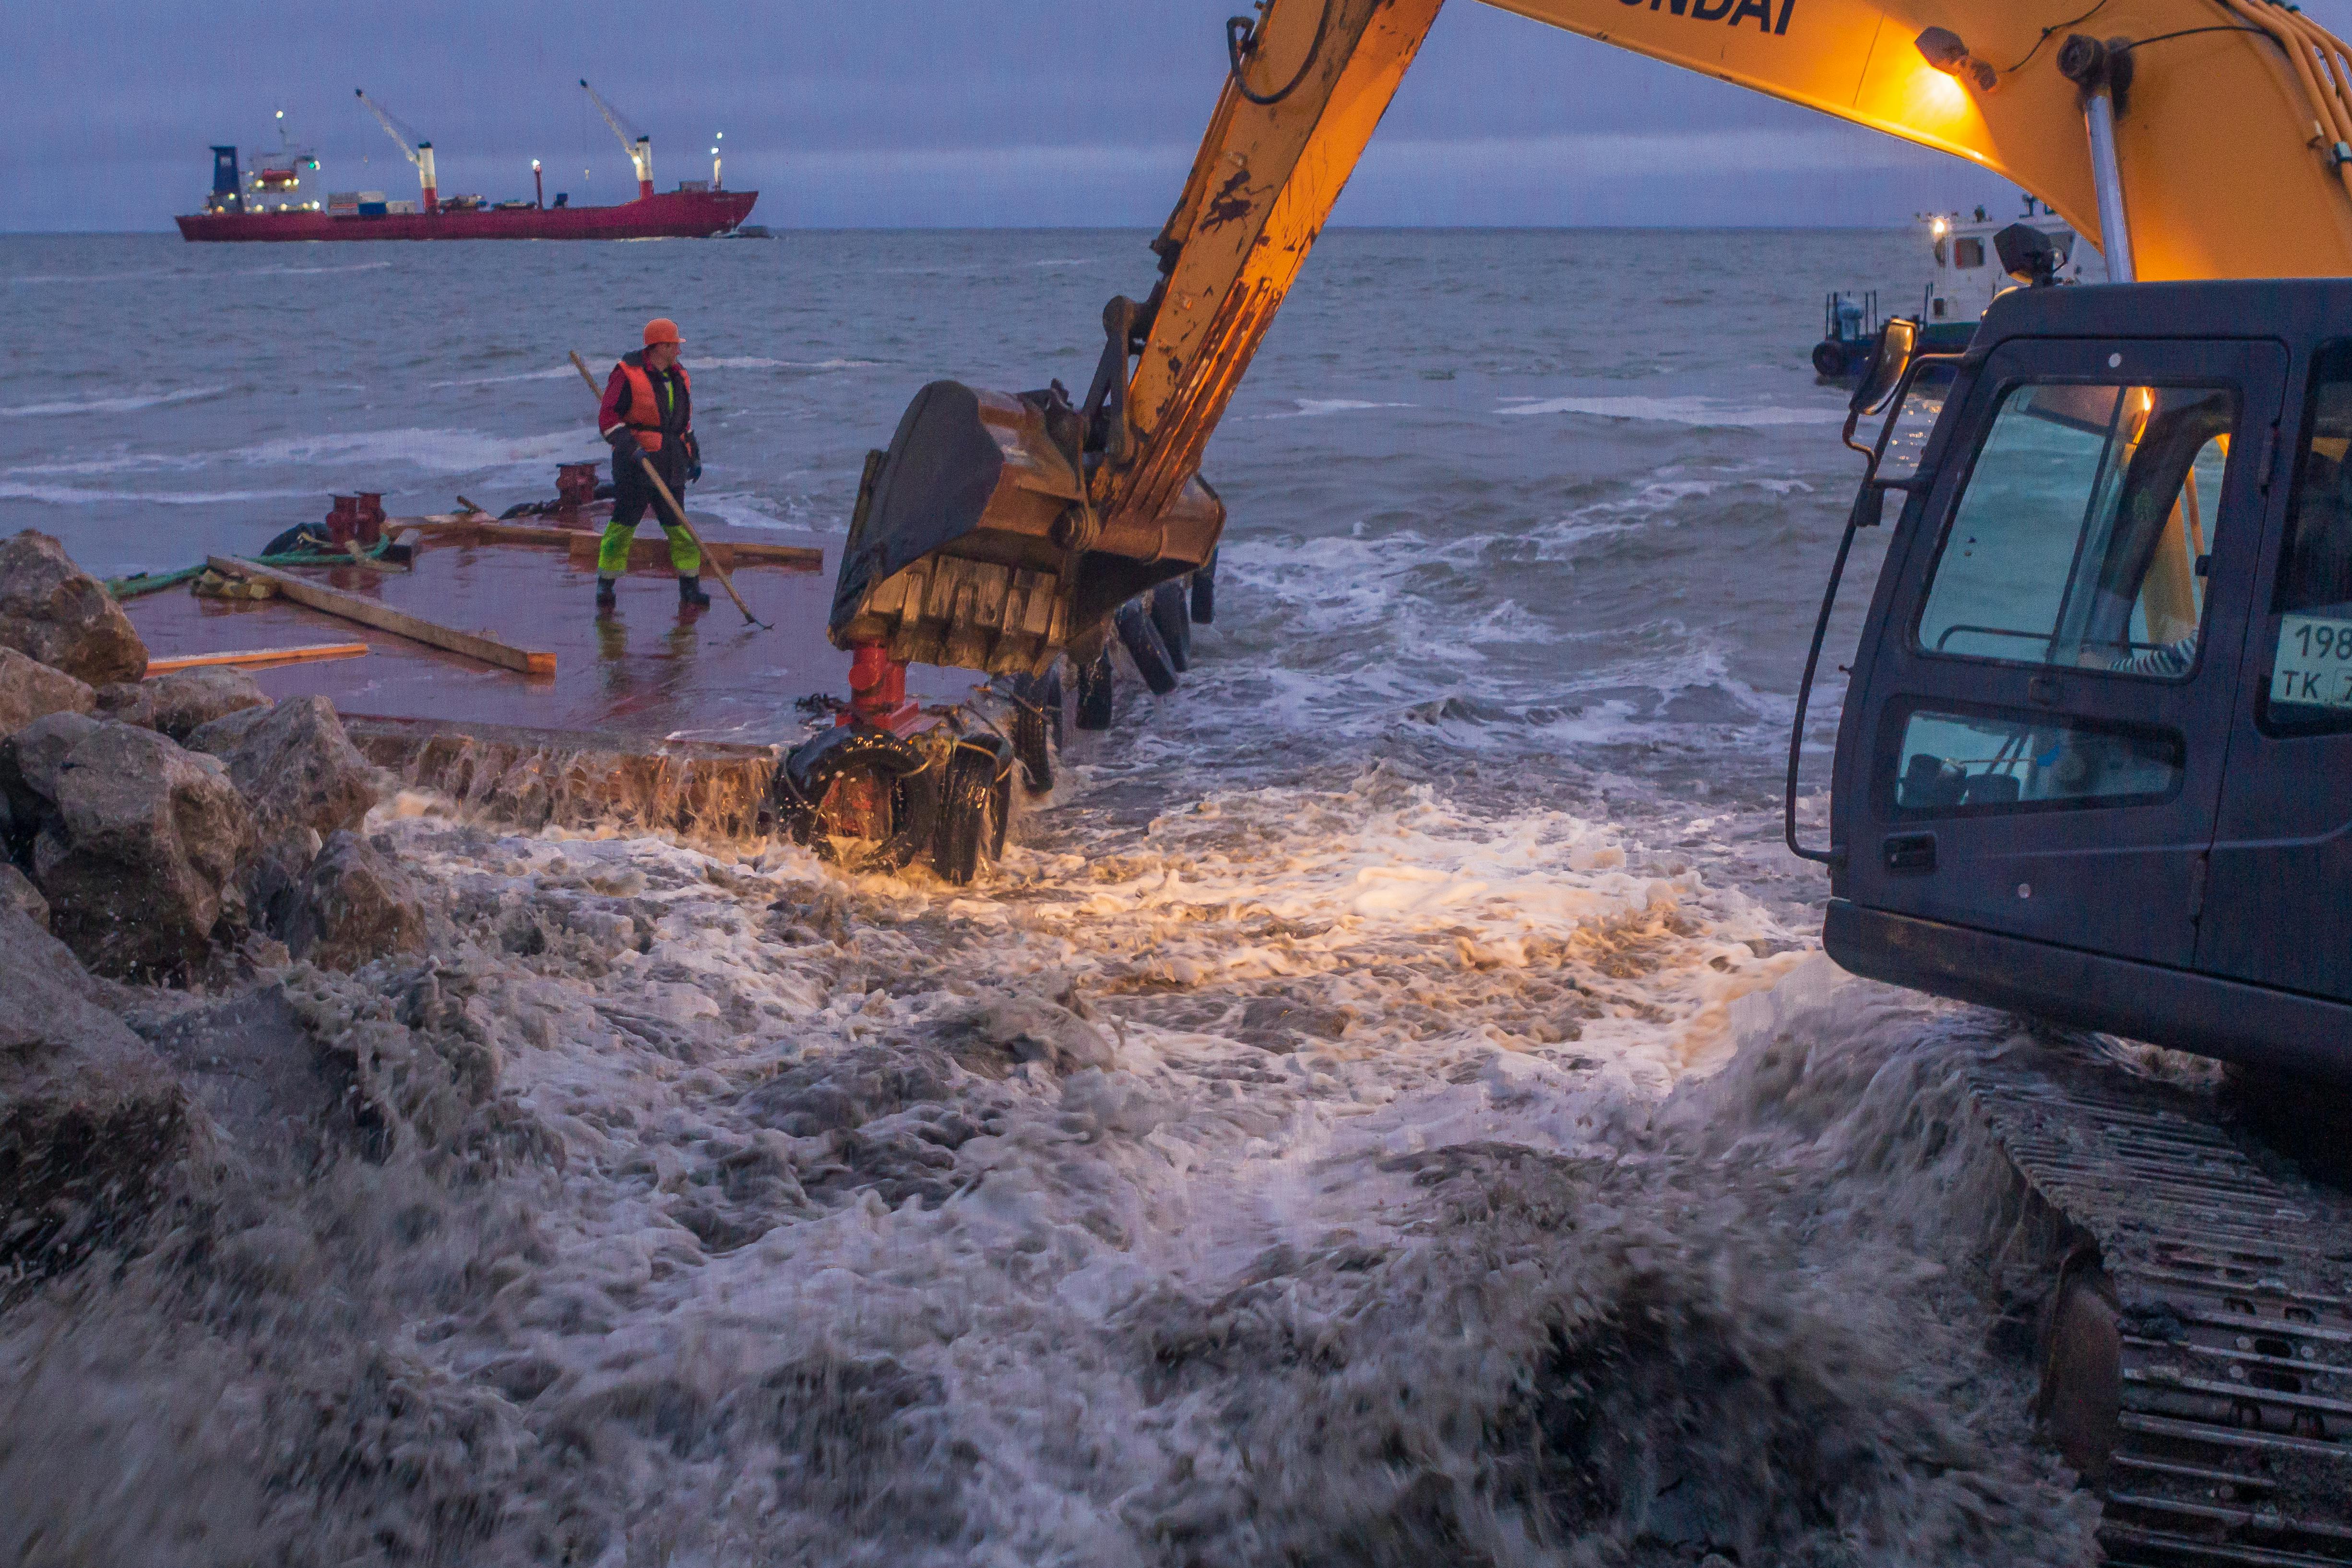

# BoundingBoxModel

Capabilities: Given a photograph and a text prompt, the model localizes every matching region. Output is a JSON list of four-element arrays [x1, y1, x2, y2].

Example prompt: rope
[[106, 534, 400, 600], [106, 565, 206, 600]]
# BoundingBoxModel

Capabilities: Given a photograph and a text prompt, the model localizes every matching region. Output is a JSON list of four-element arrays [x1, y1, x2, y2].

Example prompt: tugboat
[[1812, 196, 2104, 381]]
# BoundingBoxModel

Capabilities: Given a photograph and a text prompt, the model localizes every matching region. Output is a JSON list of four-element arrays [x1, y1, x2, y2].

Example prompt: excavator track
[[1967, 1046, 2352, 1567]]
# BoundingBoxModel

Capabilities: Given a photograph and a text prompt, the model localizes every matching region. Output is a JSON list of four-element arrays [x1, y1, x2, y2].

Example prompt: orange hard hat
[[643, 317, 682, 346]]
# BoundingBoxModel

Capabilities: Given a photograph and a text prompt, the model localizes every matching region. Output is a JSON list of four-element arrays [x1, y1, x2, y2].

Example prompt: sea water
[[0, 231, 2099, 1562]]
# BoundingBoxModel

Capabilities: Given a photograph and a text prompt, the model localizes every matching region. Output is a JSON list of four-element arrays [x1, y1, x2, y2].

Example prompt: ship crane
[[580, 79, 654, 201], [354, 88, 436, 214]]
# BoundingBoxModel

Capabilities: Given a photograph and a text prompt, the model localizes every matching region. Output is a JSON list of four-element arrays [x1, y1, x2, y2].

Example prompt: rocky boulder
[[0, 709, 100, 855], [4, 714, 253, 981], [0, 646, 95, 738], [0, 529, 147, 686], [189, 694, 383, 844], [285, 831, 428, 971], [96, 665, 268, 741], [0, 904, 192, 1282], [0, 861, 47, 927]]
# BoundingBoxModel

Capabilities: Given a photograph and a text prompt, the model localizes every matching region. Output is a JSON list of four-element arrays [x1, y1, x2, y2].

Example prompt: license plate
[[2271, 615, 2352, 710]]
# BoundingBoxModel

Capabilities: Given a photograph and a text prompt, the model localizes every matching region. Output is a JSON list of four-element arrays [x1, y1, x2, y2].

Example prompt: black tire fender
[[932, 734, 1014, 885], [1007, 672, 1056, 793], [1074, 647, 1116, 731], [1812, 339, 1851, 380], [775, 722, 940, 871], [1114, 599, 1179, 695], [1190, 548, 1217, 625], [1150, 579, 1192, 673]]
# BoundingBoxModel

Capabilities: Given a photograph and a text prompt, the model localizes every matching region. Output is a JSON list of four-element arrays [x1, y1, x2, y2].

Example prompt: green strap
[[107, 533, 399, 600]]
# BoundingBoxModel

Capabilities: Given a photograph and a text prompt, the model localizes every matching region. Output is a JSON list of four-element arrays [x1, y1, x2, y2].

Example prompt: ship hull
[[175, 189, 757, 242]]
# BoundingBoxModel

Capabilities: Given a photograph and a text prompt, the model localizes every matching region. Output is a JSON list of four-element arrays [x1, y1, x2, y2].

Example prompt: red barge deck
[[176, 187, 756, 242]]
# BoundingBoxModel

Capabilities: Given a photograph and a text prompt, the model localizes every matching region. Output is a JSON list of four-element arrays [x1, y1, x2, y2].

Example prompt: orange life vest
[[614, 356, 690, 452]]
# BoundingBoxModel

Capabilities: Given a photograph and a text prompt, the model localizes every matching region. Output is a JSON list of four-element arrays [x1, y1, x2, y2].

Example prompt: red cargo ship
[[177, 84, 759, 243], [176, 188, 756, 242]]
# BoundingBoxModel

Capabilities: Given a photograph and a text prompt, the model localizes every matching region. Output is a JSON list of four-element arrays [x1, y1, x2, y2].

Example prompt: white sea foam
[[226, 426, 602, 473], [0, 481, 318, 506], [4, 260, 392, 286], [1498, 394, 1847, 427], [428, 366, 580, 388], [0, 792, 2089, 1563], [1, 385, 226, 417], [690, 490, 799, 531], [1260, 397, 1415, 419], [421, 356, 882, 389], [685, 355, 885, 370]]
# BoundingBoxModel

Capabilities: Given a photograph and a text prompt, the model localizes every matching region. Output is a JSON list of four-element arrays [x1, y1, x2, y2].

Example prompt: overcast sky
[[21, 0, 2352, 231]]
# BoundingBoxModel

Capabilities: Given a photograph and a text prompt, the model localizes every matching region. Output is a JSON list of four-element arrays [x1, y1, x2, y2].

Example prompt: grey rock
[[143, 986, 348, 1178], [285, 830, 428, 971], [0, 646, 94, 737], [0, 905, 191, 1280], [0, 861, 47, 927], [0, 529, 147, 685], [1236, 995, 1352, 1054], [96, 665, 268, 741], [11, 719, 253, 981], [183, 701, 273, 757], [189, 694, 383, 844], [0, 710, 102, 855], [974, 991, 1114, 1073]]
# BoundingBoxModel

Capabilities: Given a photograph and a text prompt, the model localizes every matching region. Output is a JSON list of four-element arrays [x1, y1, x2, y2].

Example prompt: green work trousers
[[598, 448, 701, 577]]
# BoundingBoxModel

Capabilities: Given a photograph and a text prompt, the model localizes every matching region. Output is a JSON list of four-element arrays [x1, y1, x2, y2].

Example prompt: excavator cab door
[[2198, 341, 2352, 1002], [1832, 334, 2288, 971]]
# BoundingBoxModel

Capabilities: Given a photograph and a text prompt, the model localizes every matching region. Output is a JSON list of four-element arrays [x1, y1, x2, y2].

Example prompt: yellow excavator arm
[[830, 0, 2352, 675]]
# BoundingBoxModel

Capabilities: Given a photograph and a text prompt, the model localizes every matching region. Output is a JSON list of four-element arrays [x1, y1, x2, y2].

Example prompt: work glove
[[683, 431, 702, 485], [605, 429, 643, 470]]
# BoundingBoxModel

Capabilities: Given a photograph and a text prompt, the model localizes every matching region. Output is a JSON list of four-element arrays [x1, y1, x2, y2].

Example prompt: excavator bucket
[[828, 380, 1224, 676]]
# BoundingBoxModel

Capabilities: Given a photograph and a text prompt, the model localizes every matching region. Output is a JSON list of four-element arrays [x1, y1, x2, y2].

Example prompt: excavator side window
[[2261, 342, 2352, 733], [1915, 380, 2239, 677]]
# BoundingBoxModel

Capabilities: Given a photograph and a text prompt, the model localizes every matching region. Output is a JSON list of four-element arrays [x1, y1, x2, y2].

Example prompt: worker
[[596, 318, 707, 610]]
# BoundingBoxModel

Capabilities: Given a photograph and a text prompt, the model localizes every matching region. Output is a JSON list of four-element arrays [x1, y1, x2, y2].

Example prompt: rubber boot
[[678, 573, 712, 609], [595, 576, 617, 609]]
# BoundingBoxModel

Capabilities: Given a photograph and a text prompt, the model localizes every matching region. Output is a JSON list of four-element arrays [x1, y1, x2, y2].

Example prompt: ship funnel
[[632, 136, 653, 200], [416, 142, 438, 214], [209, 146, 243, 213]]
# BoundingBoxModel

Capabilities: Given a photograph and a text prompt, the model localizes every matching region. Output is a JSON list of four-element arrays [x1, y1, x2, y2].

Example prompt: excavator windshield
[[1916, 381, 2236, 674], [1893, 375, 2240, 814]]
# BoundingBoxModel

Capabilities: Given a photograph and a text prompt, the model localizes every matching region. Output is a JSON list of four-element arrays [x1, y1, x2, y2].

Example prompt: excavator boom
[[832, 0, 2352, 676]]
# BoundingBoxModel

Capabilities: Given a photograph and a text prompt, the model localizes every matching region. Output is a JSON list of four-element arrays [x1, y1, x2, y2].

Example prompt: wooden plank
[[206, 557, 556, 677], [397, 518, 596, 549], [713, 539, 824, 571], [394, 516, 820, 573], [562, 533, 823, 574], [145, 642, 370, 675]]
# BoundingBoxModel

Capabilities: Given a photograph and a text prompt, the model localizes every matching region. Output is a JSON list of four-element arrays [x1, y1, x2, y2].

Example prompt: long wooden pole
[[146, 642, 370, 674], [208, 557, 555, 676], [568, 350, 767, 629]]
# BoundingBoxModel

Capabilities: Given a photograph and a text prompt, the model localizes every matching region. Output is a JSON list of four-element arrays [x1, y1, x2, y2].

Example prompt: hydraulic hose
[[1225, 0, 1331, 107]]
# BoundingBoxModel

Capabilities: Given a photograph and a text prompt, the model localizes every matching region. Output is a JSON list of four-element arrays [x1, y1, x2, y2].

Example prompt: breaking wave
[[1498, 394, 1848, 427], [1, 385, 226, 417], [0, 480, 319, 506]]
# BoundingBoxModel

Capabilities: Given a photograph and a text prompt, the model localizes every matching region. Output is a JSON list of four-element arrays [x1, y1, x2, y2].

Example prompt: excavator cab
[[1810, 280, 2352, 1078]]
